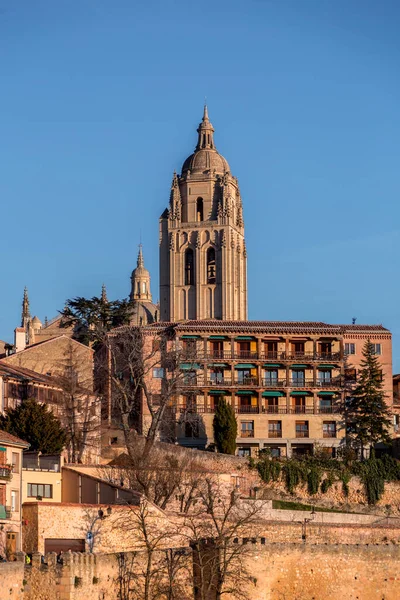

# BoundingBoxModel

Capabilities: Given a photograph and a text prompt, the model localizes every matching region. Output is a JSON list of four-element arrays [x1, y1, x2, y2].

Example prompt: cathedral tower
[[159, 107, 247, 321]]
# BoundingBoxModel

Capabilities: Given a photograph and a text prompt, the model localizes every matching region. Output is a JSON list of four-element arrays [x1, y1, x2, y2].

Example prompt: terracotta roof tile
[[0, 429, 30, 448]]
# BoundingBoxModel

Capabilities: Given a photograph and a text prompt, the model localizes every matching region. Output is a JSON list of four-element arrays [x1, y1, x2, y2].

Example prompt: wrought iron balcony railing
[[268, 431, 282, 438], [240, 430, 255, 438], [295, 431, 309, 438]]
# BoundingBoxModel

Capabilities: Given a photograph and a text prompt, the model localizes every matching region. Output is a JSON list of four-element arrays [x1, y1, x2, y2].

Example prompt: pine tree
[[346, 339, 391, 458], [213, 399, 237, 455], [0, 399, 66, 454]]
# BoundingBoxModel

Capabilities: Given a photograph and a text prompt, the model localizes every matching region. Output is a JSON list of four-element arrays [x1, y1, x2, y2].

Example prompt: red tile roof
[[0, 361, 62, 386], [0, 429, 30, 448]]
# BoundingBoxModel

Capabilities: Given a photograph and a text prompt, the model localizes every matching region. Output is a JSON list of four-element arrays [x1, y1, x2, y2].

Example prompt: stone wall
[[0, 561, 25, 600], [262, 474, 400, 515]]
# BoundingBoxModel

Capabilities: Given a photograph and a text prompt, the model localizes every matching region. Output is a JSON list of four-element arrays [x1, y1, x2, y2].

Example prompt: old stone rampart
[[2, 527, 400, 600]]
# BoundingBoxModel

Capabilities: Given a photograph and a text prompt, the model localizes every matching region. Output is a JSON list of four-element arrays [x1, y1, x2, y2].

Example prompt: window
[[264, 369, 278, 384], [318, 370, 331, 384], [152, 368, 165, 379], [196, 197, 204, 222], [210, 341, 223, 358], [265, 446, 281, 458], [371, 343, 382, 356], [11, 452, 19, 474], [264, 342, 277, 359], [238, 448, 251, 457], [345, 343, 356, 355], [206, 247, 216, 284], [27, 484, 53, 499], [268, 421, 282, 438], [210, 369, 224, 384], [295, 421, 309, 438], [11, 490, 19, 512], [237, 369, 251, 384], [291, 370, 305, 385], [319, 399, 332, 413], [240, 421, 254, 438], [185, 249, 194, 285], [318, 342, 332, 355], [109, 437, 118, 446], [292, 342, 304, 355], [323, 422, 336, 438], [183, 371, 197, 385]]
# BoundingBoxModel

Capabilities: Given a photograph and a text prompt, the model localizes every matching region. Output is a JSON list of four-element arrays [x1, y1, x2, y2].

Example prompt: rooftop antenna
[[352, 317, 357, 325]]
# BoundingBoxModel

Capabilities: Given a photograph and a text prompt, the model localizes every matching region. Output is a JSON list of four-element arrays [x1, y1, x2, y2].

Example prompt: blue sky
[[1, 1, 399, 368]]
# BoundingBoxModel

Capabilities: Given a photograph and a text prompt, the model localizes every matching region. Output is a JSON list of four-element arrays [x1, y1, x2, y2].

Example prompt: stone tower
[[129, 245, 159, 325], [159, 107, 247, 322], [21, 286, 31, 328], [130, 244, 153, 303]]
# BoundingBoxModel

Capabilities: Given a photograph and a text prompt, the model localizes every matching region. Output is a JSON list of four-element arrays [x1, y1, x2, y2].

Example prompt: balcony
[[264, 406, 288, 414], [206, 351, 232, 360], [206, 378, 231, 387], [0, 465, 12, 481], [317, 406, 342, 414], [289, 407, 314, 414], [323, 431, 337, 438], [235, 377, 258, 387], [233, 351, 258, 360], [240, 430, 255, 438], [288, 379, 314, 388], [268, 431, 282, 439], [262, 379, 285, 388], [237, 405, 259, 414]]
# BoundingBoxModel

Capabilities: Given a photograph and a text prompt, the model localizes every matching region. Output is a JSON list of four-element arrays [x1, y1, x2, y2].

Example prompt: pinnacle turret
[[21, 286, 31, 327]]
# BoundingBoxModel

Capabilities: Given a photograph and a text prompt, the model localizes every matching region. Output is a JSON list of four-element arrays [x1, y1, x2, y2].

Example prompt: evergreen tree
[[0, 399, 66, 454], [60, 295, 132, 345], [346, 340, 391, 458], [213, 399, 237, 455]]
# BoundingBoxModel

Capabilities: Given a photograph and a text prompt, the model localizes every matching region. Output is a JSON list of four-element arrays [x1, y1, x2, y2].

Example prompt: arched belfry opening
[[196, 198, 204, 222], [207, 247, 216, 284], [185, 248, 194, 286]]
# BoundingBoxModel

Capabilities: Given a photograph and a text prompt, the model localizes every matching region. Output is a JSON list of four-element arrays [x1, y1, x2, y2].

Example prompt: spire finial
[[203, 102, 209, 122], [101, 283, 108, 303], [21, 286, 31, 327], [137, 243, 144, 268]]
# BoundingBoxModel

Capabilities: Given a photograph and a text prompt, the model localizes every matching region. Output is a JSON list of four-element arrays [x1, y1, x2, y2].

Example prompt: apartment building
[[0, 430, 29, 557]]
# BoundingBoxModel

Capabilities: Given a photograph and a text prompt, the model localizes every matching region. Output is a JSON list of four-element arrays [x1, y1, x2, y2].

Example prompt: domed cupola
[[181, 105, 230, 176], [130, 244, 152, 302]]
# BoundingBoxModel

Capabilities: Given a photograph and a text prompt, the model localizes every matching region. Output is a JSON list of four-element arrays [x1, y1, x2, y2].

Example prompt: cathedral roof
[[181, 105, 230, 175]]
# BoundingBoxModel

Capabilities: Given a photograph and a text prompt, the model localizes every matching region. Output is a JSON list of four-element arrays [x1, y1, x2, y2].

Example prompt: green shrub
[[283, 461, 306, 494], [257, 458, 281, 484], [307, 465, 321, 495]]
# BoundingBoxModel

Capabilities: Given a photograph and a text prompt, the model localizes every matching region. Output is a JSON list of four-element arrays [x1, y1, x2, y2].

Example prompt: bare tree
[[115, 499, 190, 600], [100, 324, 199, 465], [183, 478, 264, 600], [80, 507, 104, 553], [52, 344, 101, 463]]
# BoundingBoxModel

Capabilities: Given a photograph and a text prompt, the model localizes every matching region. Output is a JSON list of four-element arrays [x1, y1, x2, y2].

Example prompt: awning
[[262, 391, 285, 397], [318, 392, 336, 396], [263, 363, 282, 368], [0, 447, 6, 452], [209, 335, 227, 340], [181, 335, 200, 339], [234, 363, 256, 369], [180, 363, 201, 370], [0, 505, 7, 519], [319, 365, 335, 368], [208, 363, 229, 368], [291, 364, 308, 368], [209, 390, 231, 395], [291, 391, 313, 396], [236, 390, 257, 395], [234, 336, 254, 340]]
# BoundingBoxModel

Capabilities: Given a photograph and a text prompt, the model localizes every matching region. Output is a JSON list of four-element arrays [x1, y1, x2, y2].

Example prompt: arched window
[[185, 249, 194, 286], [142, 282, 146, 294], [196, 198, 204, 222], [207, 247, 216, 284]]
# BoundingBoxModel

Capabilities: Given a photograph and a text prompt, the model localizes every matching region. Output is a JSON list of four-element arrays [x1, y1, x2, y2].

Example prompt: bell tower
[[159, 107, 247, 322]]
